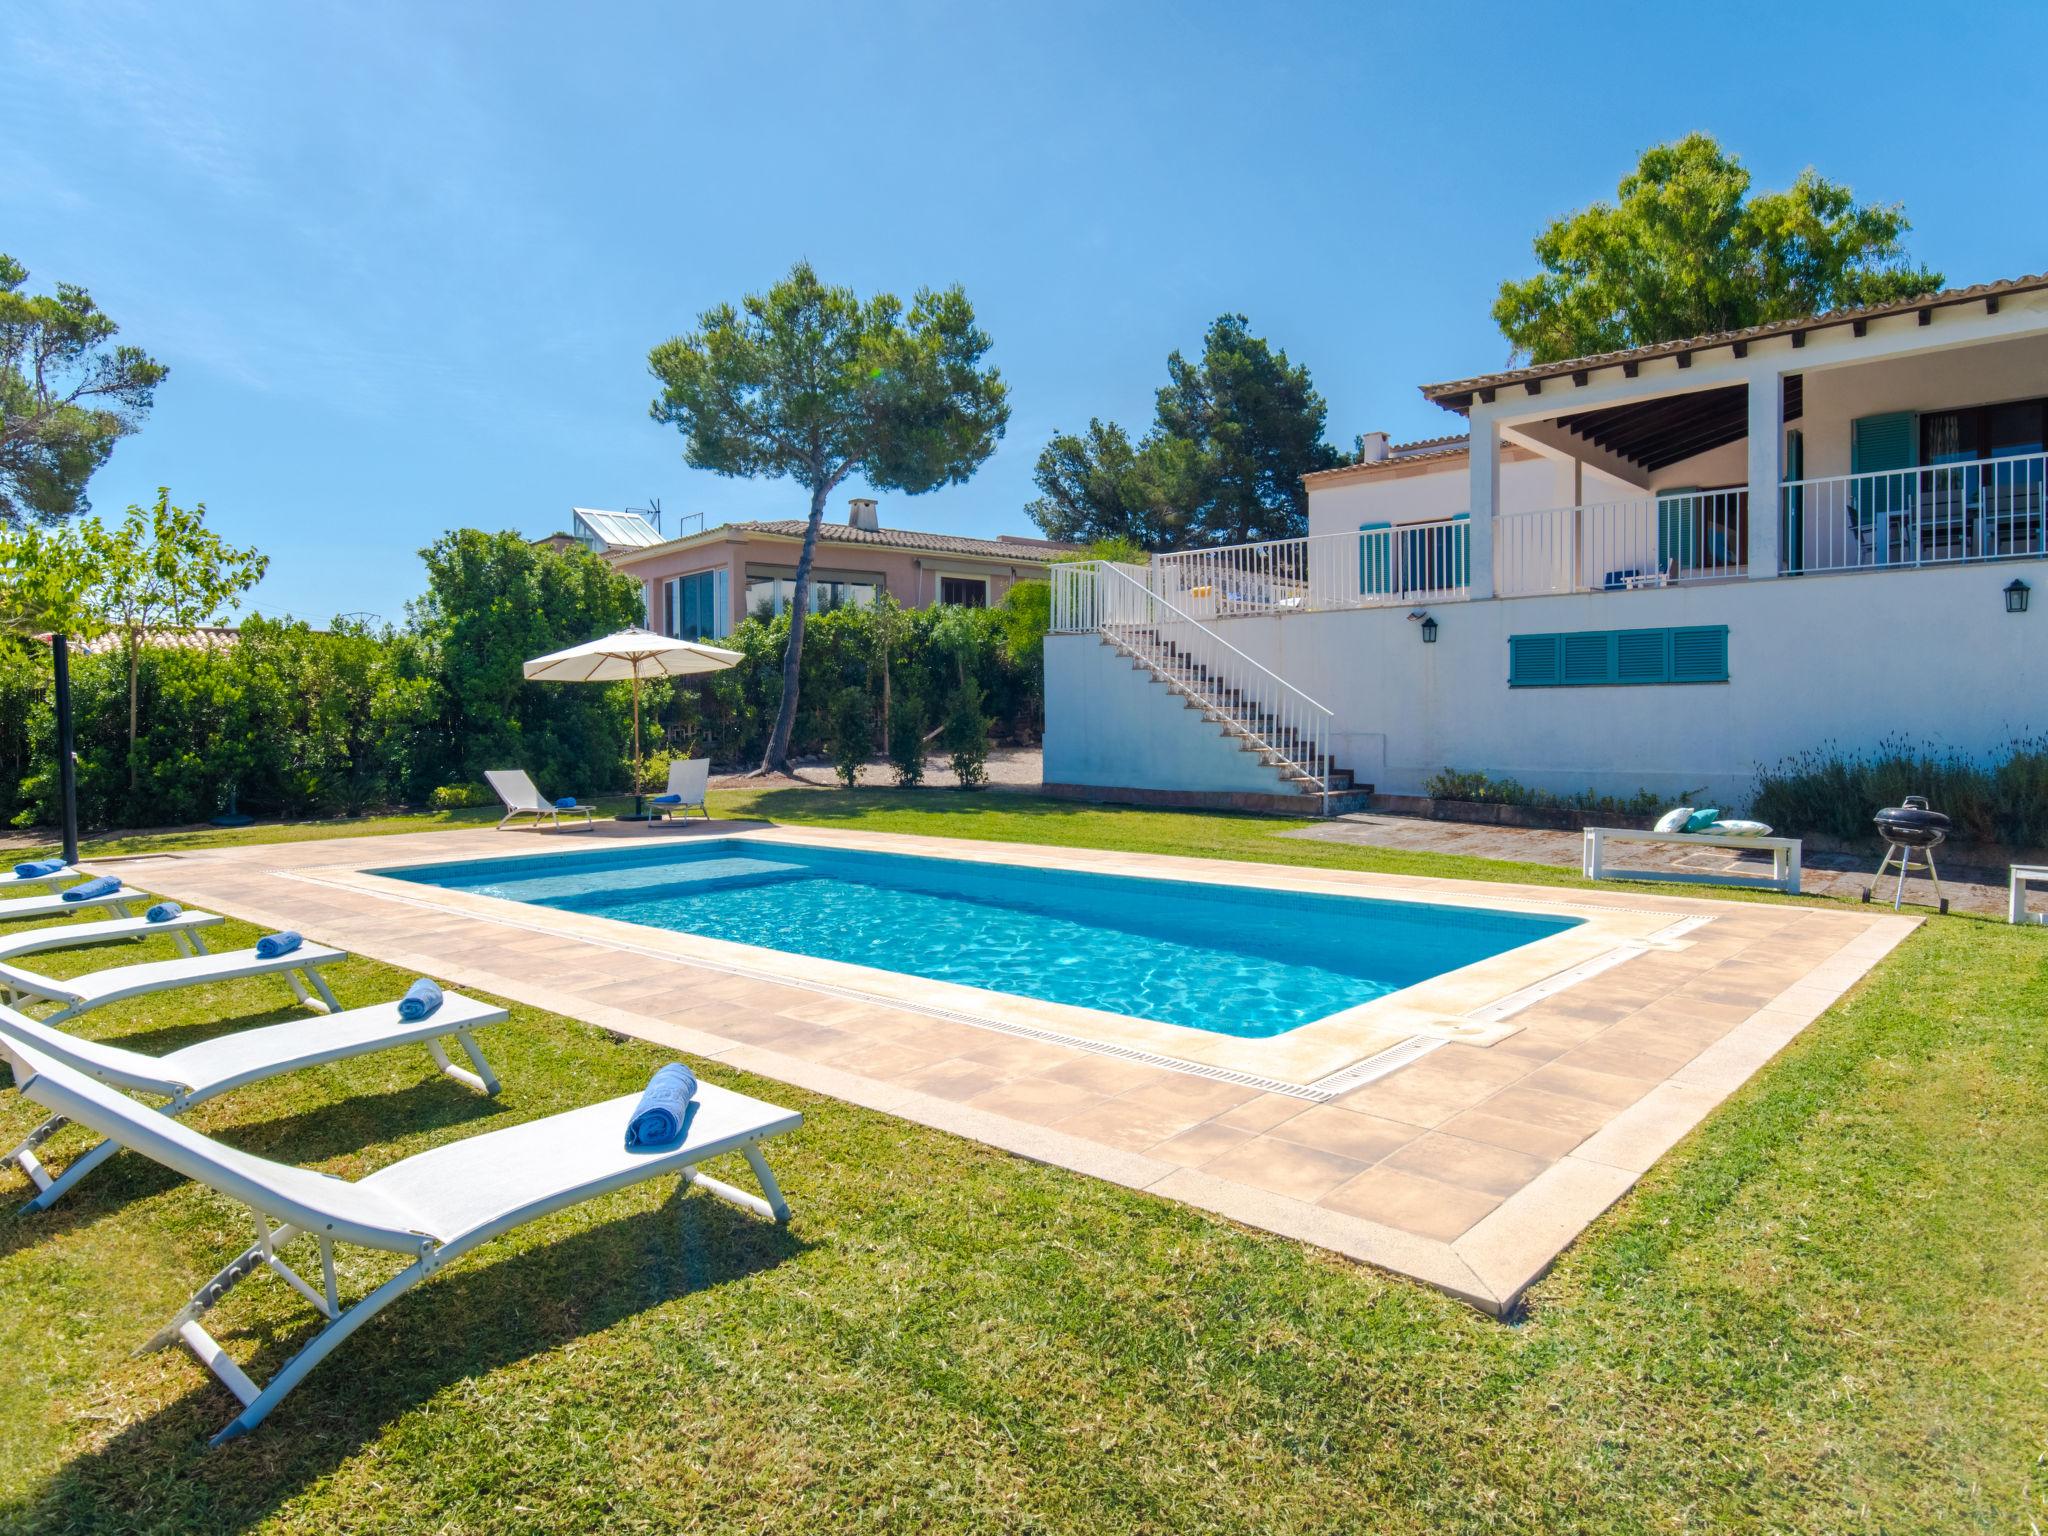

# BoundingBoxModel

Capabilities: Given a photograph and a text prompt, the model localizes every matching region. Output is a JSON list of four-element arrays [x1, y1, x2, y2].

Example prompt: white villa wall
[[1307, 455, 1574, 537], [1045, 557, 2048, 810], [1044, 636, 1287, 796]]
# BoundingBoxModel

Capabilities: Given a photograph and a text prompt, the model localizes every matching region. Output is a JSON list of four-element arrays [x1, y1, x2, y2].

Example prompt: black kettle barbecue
[[1862, 795, 1950, 913]]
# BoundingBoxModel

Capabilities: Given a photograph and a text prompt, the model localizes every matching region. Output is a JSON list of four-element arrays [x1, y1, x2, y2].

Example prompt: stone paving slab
[[84, 820, 1918, 1315], [1287, 811, 2019, 915]]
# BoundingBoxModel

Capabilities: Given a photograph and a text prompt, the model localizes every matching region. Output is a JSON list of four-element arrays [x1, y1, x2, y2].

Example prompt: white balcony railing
[[1145, 519, 1471, 618], [1047, 454, 2048, 630], [1780, 450, 2048, 575], [1495, 489, 1750, 596]]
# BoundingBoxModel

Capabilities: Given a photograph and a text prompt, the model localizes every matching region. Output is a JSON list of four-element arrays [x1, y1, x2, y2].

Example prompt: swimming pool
[[379, 840, 1580, 1038]]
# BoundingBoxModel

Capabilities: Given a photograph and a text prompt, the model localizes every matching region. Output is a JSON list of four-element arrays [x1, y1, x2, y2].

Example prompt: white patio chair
[[0, 940, 348, 1025], [649, 757, 712, 823], [0, 909, 225, 963], [2, 991, 508, 1209], [485, 769, 596, 832], [0, 885, 140, 924], [0, 1034, 799, 1445]]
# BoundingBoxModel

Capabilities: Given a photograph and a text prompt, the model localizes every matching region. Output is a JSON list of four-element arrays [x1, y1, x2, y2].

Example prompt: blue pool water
[[379, 840, 1578, 1037]]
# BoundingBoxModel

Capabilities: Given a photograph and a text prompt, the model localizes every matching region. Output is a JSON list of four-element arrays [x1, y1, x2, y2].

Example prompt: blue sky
[[9, 0, 2047, 622]]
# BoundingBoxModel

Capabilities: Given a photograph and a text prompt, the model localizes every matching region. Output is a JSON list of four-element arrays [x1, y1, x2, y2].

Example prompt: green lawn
[[1, 791, 2043, 1533]]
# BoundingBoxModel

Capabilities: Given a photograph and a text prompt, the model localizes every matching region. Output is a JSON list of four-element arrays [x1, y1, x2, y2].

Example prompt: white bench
[[1583, 825, 1802, 894], [2011, 864, 2048, 925]]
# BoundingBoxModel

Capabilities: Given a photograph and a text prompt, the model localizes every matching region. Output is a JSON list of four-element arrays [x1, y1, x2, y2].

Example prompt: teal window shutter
[[1670, 625, 1729, 682], [1510, 626, 1726, 686], [1508, 633, 1560, 685], [1360, 522, 1392, 595], [1851, 412, 1917, 553], [1657, 487, 1700, 572], [1782, 428, 1805, 576], [1451, 511, 1471, 588], [1851, 412, 1917, 473], [1561, 630, 1613, 684], [1614, 628, 1670, 682]]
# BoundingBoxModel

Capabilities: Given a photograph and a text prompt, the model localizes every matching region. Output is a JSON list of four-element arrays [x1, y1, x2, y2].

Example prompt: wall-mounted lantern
[[1420, 614, 1439, 643], [2006, 579, 2031, 614]]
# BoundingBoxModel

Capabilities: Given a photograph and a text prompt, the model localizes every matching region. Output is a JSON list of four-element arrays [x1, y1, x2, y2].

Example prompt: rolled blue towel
[[14, 858, 65, 878], [145, 901, 183, 924], [624, 1063, 699, 1149], [397, 977, 443, 1021], [254, 929, 303, 958], [555, 796, 578, 809], [651, 793, 683, 805], [61, 875, 121, 903]]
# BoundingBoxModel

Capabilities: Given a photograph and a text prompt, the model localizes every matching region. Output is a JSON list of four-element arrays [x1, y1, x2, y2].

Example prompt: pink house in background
[[603, 497, 1076, 641]]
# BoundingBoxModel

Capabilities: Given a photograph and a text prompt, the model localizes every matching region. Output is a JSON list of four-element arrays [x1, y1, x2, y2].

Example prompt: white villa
[[1044, 274, 2048, 813]]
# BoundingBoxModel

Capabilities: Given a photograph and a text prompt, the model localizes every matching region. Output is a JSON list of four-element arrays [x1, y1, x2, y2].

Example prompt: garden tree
[[1027, 314, 1340, 549], [0, 253, 168, 526], [648, 260, 1009, 774], [408, 529, 647, 786], [1493, 134, 1944, 365], [941, 676, 991, 790], [0, 517, 97, 635], [62, 490, 266, 791], [1025, 420, 1170, 549], [869, 591, 908, 754]]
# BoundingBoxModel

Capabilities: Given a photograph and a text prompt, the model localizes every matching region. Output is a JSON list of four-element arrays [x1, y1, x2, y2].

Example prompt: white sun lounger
[[0, 909, 226, 962], [0, 1034, 799, 1444], [1, 992, 507, 1209], [0, 942, 348, 1025], [0, 864, 77, 896], [649, 757, 712, 823], [0, 885, 140, 923], [485, 769, 595, 832]]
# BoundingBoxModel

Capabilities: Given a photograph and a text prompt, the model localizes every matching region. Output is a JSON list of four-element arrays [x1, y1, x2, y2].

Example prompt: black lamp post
[[2005, 578, 2031, 614], [51, 634, 79, 864]]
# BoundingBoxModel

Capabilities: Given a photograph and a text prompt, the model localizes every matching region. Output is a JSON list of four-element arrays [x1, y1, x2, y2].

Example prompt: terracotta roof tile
[[614, 520, 1077, 563]]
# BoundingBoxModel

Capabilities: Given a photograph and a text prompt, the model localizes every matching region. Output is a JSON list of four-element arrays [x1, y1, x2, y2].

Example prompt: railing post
[[1746, 367, 1784, 579]]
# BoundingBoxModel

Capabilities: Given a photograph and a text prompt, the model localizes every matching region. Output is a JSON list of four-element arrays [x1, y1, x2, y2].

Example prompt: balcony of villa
[[1136, 290, 2048, 621]]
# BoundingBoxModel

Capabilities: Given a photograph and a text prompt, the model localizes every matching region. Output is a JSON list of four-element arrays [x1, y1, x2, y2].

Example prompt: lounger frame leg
[[425, 1029, 502, 1096], [16, 1130, 121, 1211], [676, 1140, 792, 1223], [7, 1113, 70, 1203], [286, 965, 342, 1014], [138, 1209, 434, 1446]]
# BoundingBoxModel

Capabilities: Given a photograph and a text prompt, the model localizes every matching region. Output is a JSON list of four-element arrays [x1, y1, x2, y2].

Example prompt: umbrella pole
[[632, 671, 644, 820]]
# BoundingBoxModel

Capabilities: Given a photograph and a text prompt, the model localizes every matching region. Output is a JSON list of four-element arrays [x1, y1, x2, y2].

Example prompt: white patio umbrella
[[522, 627, 743, 816]]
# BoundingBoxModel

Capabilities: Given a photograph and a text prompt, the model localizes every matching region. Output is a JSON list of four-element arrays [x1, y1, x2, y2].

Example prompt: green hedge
[[0, 546, 1052, 831], [1423, 768, 1660, 816]]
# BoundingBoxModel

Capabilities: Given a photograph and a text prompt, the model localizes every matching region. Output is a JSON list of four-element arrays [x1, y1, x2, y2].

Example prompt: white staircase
[[1054, 562, 1369, 815]]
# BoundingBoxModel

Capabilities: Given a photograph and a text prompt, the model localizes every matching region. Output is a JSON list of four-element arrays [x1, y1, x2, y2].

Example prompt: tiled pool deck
[[100, 822, 1917, 1314]]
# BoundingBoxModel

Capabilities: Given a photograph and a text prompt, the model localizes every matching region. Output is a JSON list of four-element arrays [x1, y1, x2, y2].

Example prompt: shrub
[[828, 687, 873, 789], [428, 783, 494, 810], [1424, 767, 1660, 816], [1751, 737, 2048, 845], [942, 678, 991, 790], [888, 690, 927, 788]]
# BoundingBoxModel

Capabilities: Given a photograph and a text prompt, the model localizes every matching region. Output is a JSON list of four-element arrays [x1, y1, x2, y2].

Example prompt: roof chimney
[[847, 497, 879, 531], [1357, 431, 1391, 463]]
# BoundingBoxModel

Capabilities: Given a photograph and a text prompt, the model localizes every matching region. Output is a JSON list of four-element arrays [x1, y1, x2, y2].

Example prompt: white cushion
[[1709, 819, 1772, 838], [1653, 807, 1694, 833]]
